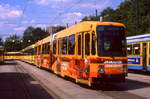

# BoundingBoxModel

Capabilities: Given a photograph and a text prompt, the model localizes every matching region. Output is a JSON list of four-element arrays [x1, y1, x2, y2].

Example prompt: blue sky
[[0, 0, 125, 40]]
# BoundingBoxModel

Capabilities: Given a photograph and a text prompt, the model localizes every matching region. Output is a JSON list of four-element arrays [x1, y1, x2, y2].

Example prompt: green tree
[[23, 26, 35, 48], [100, 7, 116, 22], [4, 34, 22, 52], [32, 27, 49, 42], [82, 16, 90, 21], [0, 37, 3, 46], [115, 1, 135, 36], [81, 0, 150, 36], [54, 26, 66, 33], [22, 27, 49, 48], [82, 16, 97, 21]]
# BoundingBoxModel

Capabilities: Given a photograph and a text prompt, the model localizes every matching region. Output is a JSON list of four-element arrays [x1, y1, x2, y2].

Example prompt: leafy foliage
[[81, 0, 150, 36], [4, 34, 22, 52], [0, 37, 3, 46], [22, 27, 49, 48], [4, 26, 49, 51]]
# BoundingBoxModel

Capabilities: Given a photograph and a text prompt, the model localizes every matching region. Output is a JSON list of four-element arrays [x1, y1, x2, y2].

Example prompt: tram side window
[[133, 44, 140, 55], [53, 40, 56, 54], [62, 37, 67, 55], [31, 48, 34, 55], [91, 32, 96, 55], [28, 49, 30, 55], [28, 49, 31, 55], [27, 49, 30, 55], [38, 46, 41, 55], [46, 42, 50, 54], [35, 47, 37, 55], [33, 48, 35, 55], [42, 44, 45, 54], [85, 33, 90, 55], [68, 35, 75, 55], [58, 40, 62, 55], [78, 35, 81, 55], [37, 46, 39, 54], [127, 45, 132, 55], [44, 43, 47, 54], [0, 50, 3, 55], [24, 50, 27, 55]]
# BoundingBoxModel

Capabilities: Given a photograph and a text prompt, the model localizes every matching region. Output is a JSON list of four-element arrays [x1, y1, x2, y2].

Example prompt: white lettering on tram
[[104, 61, 122, 64], [128, 59, 135, 62], [105, 65, 123, 67]]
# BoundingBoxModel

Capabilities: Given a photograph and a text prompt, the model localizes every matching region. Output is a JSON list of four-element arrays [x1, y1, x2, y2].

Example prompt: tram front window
[[97, 26, 126, 57]]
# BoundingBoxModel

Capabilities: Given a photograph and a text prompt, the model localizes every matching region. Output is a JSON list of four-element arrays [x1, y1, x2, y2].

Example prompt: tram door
[[84, 32, 91, 77], [49, 43, 53, 69], [142, 43, 147, 70], [56, 39, 61, 72]]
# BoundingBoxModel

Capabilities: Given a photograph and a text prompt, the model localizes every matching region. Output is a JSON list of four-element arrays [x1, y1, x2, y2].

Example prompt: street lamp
[[12, 40, 15, 51], [28, 40, 31, 43]]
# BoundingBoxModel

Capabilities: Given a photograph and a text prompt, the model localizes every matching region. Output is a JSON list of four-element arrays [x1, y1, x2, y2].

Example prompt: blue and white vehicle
[[127, 33, 150, 71]]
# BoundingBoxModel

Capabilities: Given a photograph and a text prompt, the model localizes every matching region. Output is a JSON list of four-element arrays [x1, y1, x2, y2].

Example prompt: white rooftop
[[0, 46, 4, 49], [127, 33, 150, 43]]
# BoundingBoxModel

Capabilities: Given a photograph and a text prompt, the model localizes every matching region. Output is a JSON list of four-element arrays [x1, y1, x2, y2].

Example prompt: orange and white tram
[[34, 21, 128, 86]]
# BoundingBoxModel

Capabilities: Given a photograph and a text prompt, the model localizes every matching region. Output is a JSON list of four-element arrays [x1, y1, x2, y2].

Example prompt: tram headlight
[[123, 65, 127, 73], [98, 65, 104, 73]]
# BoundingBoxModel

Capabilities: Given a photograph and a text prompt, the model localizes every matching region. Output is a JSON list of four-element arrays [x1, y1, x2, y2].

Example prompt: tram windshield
[[97, 26, 126, 57]]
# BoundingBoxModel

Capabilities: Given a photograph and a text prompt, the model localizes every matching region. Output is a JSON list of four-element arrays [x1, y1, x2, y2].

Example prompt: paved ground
[[0, 61, 56, 99], [0, 60, 150, 99]]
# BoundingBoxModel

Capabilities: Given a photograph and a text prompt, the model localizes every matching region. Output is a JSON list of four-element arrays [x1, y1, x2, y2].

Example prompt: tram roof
[[0, 46, 4, 49], [34, 21, 125, 46], [54, 21, 125, 39], [21, 44, 35, 52], [127, 33, 150, 43], [5, 52, 21, 54]]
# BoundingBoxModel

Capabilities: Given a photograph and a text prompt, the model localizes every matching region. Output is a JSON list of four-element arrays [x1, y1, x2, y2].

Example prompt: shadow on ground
[[128, 70, 150, 76], [76, 78, 150, 92], [0, 61, 54, 99]]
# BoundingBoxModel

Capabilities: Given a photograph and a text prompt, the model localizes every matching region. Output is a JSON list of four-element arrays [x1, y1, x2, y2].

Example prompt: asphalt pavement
[[0, 60, 150, 99], [0, 61, 54, 99]]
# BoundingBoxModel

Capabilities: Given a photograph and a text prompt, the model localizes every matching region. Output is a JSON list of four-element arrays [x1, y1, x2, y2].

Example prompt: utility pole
[[66, 23, 69, 28], [95, 9, 98, 21], [75, 21, 77, 24]]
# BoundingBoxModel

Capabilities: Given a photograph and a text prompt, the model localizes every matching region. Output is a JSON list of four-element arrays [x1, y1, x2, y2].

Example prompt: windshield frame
[[96, 25, 126, 57]]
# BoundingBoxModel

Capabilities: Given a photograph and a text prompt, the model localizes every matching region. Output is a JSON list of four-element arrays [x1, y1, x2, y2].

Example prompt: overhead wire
[[49, 0, 83, 25], [18, 0, 29, 25], [0, 0, 99, 25], [0, 0, 83, 25], [0, 0, 97, 38]]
